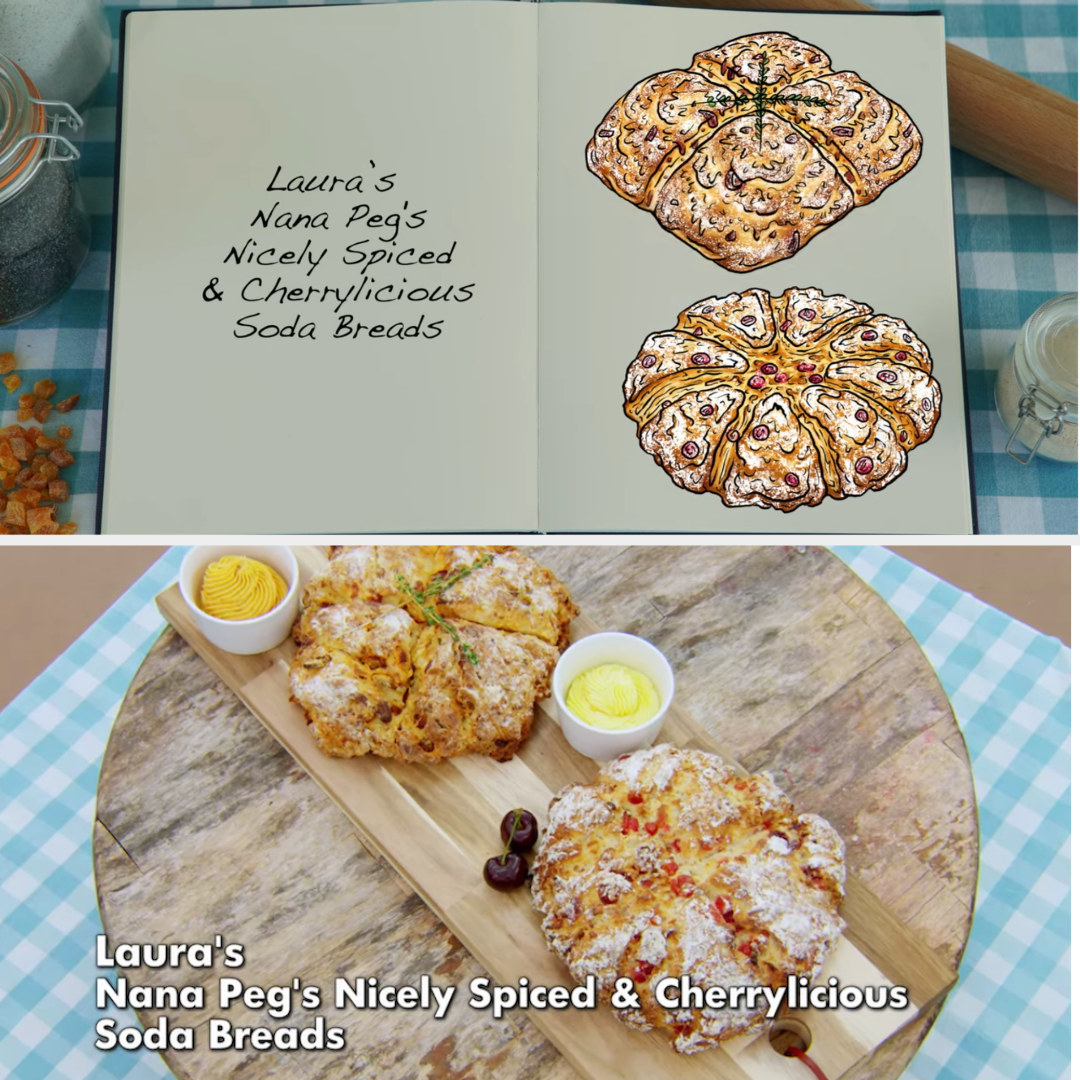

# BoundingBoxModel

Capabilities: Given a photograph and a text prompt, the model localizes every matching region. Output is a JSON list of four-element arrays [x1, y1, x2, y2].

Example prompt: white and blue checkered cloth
[[0, 0, 1074, 534], [0, 546, 1069, 1079]]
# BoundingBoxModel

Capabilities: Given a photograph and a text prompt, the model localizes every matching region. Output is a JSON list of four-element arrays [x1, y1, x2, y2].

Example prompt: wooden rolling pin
[[654, 0, 1078, 202]]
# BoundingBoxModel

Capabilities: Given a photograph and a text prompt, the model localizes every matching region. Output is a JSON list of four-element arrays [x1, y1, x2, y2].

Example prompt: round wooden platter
[[93, 545, 977, 1080]]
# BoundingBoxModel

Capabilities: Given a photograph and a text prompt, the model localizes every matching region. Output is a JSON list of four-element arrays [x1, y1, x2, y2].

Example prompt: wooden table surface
[[93, 546, 977, 1080]]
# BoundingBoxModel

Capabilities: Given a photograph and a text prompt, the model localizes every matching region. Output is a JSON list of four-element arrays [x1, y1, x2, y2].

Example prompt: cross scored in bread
[[587, 32, 922, 271], [288, 547, 577, 762]]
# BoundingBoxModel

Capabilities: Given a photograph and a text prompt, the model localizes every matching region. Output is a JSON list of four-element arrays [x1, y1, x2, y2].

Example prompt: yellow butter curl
[[566, 664, 659, 730]]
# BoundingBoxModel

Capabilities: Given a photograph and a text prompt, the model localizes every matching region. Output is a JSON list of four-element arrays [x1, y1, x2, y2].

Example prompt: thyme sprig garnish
[[697, 88, 740, 112], [693, 51, 831, 148], [753, 52, 769, 145], [419, 553, 494, 602], [395, 553, 494, 666]]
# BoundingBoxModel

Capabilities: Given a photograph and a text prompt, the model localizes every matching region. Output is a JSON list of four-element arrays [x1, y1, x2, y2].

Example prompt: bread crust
[[587, 33, 921, 271], [290, 547, 577, 762], [531, 745, 845, 1053], [624, 287, 941, 511]]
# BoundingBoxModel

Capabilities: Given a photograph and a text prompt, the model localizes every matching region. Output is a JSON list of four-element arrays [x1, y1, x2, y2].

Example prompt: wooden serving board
[[154, 546, 956, 1080]]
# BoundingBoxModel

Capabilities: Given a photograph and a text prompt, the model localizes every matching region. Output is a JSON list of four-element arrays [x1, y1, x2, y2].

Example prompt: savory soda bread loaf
[[290, 547, 577, 762]]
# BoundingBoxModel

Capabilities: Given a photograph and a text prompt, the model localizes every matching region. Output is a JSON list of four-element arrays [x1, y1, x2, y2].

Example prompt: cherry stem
[[500, 810, 523, 860]]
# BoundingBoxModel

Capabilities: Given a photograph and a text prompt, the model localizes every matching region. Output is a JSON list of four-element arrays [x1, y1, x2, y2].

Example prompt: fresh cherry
[[483, 852, 529, 891], [500, 809, 539, 853]]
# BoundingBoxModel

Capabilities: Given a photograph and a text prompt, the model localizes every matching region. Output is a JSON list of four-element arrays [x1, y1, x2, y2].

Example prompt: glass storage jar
[[995, 293, 1078, 464], [0, 0, 111, 113], [0, 53, 89, 325]]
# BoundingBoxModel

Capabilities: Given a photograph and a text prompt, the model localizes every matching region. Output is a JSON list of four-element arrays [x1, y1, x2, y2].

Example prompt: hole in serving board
[[768, 1016, 812, 1055]]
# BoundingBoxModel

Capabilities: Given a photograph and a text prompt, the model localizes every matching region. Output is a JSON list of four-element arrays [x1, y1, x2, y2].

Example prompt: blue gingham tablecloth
[[0, 545, 1070, 1080], [0, 0, 1075, 535]]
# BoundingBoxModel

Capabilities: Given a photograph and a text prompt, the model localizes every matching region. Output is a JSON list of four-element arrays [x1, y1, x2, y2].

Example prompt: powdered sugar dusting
[[719, 852, 843, 963], [767, 834, 792, 855], [637, 926, 668, 966], [294, 659, 361, 715], [546, 784, 615, 831], [567, 912, 655, 985], [650, 751, 681, 792]]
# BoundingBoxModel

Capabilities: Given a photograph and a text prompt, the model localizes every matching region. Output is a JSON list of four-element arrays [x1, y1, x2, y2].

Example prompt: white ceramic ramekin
[[178, 545, 299, 655], [552, 632, 675, 760]]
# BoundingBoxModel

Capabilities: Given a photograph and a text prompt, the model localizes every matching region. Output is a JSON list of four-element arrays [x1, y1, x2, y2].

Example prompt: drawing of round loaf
[[623, 287, 942, 511], [587, 33, 921, 270]]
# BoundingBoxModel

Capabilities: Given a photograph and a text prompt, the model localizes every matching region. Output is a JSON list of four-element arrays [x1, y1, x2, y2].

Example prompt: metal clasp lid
[[10, 98, 83, 164], [1005, 382, 1073, 465]]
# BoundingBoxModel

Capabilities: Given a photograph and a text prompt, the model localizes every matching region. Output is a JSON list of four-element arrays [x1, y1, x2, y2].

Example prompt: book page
[[539, 4, 973, 533], [103, 2, 538, 533]]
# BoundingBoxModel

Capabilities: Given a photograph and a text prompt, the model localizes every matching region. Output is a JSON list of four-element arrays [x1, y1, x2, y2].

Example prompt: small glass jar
[[994, 293, 1078, 464], [0, 53, 89, 325]]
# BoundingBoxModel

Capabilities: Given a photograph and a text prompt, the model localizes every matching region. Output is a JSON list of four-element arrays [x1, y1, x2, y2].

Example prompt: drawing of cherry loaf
[[587, 33, 921, 271], [623, 287, 942, 512]]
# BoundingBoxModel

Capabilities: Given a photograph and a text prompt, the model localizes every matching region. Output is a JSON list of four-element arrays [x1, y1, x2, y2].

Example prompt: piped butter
[[200, 555, 287, 620], [566, 664, 659, 730]]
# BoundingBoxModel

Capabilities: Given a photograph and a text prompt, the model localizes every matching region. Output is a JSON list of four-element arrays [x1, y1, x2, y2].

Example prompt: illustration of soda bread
[[587, 33, 921, 271], [531, 745, 846, 1053], [623, 287, 942, 511]]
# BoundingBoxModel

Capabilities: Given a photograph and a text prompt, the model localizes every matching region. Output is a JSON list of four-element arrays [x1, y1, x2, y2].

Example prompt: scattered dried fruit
[[0, 354, 80, 532], [27, 506, 58, 534], [0, 418, 78, 533], [10, 487, 42, 507]]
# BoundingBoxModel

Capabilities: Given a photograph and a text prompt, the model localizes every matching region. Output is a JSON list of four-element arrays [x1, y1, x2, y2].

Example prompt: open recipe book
[[101, 1, 974, 533]]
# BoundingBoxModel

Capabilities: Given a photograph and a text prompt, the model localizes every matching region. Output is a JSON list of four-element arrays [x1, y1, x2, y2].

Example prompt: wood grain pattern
[[94, 546, 977, 1080], [648, 0, 1078, 202]]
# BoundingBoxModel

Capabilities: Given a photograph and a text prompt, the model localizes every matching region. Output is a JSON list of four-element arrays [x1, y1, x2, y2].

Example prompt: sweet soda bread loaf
[[587, 32, 921, 271], [624, 286, 941, 511], [531, 745, 845, 1053], [289, 546, 577, 762]]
